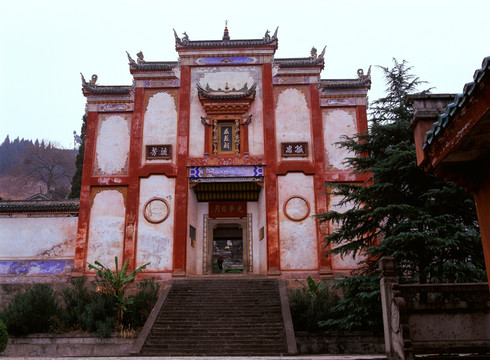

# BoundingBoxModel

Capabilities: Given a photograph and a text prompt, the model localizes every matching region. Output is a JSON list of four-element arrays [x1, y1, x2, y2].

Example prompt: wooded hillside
[[0, 136, 76, 200]]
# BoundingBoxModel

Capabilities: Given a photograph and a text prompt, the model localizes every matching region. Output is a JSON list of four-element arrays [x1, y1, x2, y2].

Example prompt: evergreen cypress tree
[[69, 113, 87, 198], [318, 59, 486, 283]]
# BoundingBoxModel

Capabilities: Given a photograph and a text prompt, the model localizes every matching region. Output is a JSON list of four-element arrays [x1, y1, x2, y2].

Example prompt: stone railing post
[[379, 256, 398, 359]]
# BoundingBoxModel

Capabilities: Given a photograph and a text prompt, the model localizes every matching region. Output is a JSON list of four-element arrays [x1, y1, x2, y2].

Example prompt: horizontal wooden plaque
[[281, 142, 308, 157], [146, 144, 172, 160], [209, 201, 247, 218]]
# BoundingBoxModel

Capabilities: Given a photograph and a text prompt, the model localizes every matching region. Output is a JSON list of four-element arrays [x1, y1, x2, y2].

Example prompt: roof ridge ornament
[[126, 51, 136, 65], [272, 26, 278, 40], [318, 46, 326, 60], [173, 28, 181, 42], [136, 51, 145, 65], [80, 73, 98, 88], [223, 20, 230, 41]]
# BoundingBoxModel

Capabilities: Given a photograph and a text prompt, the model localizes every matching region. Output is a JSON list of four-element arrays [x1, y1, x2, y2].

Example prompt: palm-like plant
[[88, 257, 150, 328]]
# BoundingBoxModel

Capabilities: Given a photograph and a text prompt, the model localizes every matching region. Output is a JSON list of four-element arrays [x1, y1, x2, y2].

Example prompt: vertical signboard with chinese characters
[[218, 123, 235, 153], [146, 145, 172, 160], [209, 201, 247, 218], [281, 142, 308, 157]]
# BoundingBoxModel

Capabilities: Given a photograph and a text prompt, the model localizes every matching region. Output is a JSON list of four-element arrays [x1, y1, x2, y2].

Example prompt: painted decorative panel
[[142, 91, 178, 164], [190, 67, 264, 158], [137, 175, 175, 271], [323, 108, 357, 170], [94, 114, 131, 175], [0, 260, 73, 275], [278, 173, 318, 270], [275, 88, 312, 162], [86, 188, 126, 269]]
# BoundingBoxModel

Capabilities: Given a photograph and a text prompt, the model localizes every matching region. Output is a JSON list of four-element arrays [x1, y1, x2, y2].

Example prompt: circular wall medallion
[[143, 197, 170, 224], [283, 196, 310, 222]]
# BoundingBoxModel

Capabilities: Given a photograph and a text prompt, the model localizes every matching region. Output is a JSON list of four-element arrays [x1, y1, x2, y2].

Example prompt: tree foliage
[[318, 59, 486, 283], [69, 113, 87, 198]]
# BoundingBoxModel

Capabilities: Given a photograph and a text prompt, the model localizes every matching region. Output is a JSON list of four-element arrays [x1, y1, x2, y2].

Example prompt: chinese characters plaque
[[146, 144, 172, 160], [281, 142, 308, 157], [220, 124, 234, 152], [209, 201, 247, 218]]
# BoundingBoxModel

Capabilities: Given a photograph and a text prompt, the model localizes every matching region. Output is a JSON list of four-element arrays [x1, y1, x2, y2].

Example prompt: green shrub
[[0, 284, 63, 336], [0, 319, 8, 354], [289, 277, 339, 332], [62, 276, 93, 330], [61, 277, 117, 338], [123, 278, 160, 329], [318, 274, 383, 332]]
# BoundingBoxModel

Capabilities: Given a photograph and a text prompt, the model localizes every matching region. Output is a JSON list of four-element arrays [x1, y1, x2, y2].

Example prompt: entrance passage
[[213, 224, 243, 274], [206, 217, 249, 275]]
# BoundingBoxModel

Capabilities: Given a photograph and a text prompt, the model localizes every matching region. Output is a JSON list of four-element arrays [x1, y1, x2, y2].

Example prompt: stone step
[[137, 278, 290, 356]]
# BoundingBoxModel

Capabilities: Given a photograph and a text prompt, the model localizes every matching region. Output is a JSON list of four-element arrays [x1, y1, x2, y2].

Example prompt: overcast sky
[[1, 0, 488, 149]]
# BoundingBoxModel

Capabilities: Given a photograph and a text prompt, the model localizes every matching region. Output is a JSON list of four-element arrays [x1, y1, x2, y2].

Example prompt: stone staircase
[[132, 278, 296, 356]]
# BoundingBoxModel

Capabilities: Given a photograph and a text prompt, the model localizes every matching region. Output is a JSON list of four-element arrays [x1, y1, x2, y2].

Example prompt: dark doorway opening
[[212, 223, 243, 274]]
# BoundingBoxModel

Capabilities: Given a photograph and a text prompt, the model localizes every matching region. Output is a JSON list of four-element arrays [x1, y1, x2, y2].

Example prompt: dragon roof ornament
[[80, 72, 132, 95], [126, 51, 175, 71]]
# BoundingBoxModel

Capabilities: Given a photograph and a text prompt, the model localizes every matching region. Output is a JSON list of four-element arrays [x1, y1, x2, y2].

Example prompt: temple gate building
[[75, 26, 371, 279]]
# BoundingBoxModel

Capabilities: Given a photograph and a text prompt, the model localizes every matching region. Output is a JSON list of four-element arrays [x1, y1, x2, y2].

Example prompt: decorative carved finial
[[89, 74, 98, 86], [126, 51, 136, 65], [318, 46, 326, 60], [136, 51, 144, 65], [264, 29, 270, 41], [272, 26, 279, 40], [80, 72, 87, 86], [310, 46, 317, 59], [182, 31, 189, 43], [358, 66, 372, 80], [223, 20, 230, 41], [173, 28, 181, 42]]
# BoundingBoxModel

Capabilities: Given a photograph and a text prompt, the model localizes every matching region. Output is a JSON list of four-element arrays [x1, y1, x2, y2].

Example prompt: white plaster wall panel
[[275, 88, 312, 162], [258, 187, 267, 275], [137, 175, 175, 271], [323, 108, 357, 170], [94, 114, 131, 175], [328, 194, 364, 269], [87, 190, 125, 269], [247, 201, 259, 274], [186, 188, 199, 275], [0, 217, 77, 258], [278, 173, 318, 270], [141, 91, 178, 165], [189, 67, 264, 157], [196, 202, 208, 274]]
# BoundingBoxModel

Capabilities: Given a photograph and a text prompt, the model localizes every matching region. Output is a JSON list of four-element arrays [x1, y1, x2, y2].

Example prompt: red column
[[172, 65, 191, 277], [262, 63, 280, 275], [123, 88, 145, 271], [473, 162, 490, 287], [355, 105, 368, 135], [73, 111, 98, 274], [310, 83, 331, 276]]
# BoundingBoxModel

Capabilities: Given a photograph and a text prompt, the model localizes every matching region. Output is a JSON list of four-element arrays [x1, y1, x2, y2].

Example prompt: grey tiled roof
[[274, 57, 325, 69], [82, 85, 132, 94], [320, 77, 371, 89], [0, 200, 79, 213], [129, 61, 177, 71], [424, 56, 490, 148]]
